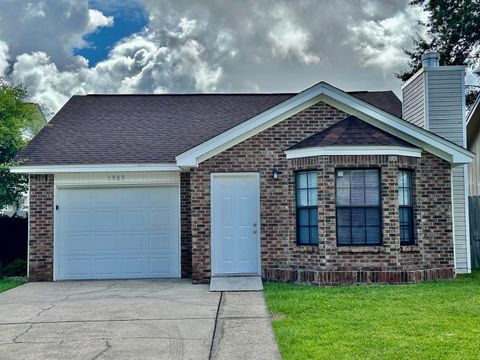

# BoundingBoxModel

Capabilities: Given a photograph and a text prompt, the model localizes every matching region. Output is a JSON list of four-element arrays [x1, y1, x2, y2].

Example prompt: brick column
[[28, 174, 54, 281], [180, 172, 192, 278]]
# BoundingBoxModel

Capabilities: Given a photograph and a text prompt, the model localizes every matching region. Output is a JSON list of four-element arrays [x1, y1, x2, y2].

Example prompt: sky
[[0, 0, 429, 116]]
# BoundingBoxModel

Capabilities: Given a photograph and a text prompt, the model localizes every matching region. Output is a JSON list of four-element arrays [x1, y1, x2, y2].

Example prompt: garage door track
[[0, 280, 220, 360]]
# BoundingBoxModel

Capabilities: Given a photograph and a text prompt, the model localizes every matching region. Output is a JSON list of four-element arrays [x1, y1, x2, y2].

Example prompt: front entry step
[[210, 276, 263, 292]]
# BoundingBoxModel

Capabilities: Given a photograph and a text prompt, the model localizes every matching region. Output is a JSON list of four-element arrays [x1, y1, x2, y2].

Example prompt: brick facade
[[26, 100, 455, 285], [28, 174, 54, 281], [190, 101, 455, 284]]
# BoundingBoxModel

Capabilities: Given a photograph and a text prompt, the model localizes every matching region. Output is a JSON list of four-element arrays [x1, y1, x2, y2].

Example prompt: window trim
[[295, 170, 319, 246], [334, 168, 383, 246], [398, 168, 415, 245]]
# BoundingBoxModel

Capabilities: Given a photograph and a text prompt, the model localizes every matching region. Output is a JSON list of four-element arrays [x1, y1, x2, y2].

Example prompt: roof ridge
[[85, 93, 297, 97]]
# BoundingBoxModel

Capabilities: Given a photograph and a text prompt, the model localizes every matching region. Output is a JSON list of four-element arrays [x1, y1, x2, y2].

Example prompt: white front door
[[56, 186, 179, 280], [211, 174, 260, 275]]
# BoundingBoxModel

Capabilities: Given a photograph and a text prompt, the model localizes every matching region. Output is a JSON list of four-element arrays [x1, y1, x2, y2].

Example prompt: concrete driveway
[[0, 280, 220, 360]]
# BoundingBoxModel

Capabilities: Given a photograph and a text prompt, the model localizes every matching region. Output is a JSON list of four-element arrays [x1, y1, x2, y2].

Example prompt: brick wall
[[190, 101, 454, 284], [180, 171, 192, 277], [28, 174, 54, 281]]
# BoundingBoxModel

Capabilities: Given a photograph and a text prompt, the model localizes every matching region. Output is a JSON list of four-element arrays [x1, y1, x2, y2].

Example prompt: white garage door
[[56, 186, 179, 280]]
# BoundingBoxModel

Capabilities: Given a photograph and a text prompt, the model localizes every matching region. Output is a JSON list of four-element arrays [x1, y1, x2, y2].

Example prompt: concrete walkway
[[210, 292, 281, 360]]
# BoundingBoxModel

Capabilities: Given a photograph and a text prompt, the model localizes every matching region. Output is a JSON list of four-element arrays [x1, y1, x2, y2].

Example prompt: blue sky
[[74, 1, 148, 66]]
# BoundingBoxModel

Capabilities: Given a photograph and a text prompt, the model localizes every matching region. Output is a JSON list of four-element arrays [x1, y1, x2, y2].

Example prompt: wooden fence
[[0, 214, 28, 266], [469, 196, 480, 269]]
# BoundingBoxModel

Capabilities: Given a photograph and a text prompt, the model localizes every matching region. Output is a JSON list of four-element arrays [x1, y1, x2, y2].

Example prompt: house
[[466, 93, 480, 268], [11, 52, 473, 284], [467, 94, 480, 196]]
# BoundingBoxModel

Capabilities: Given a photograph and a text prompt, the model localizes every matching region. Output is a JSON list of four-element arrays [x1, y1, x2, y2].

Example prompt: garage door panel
[[92, 210, 119, 227], [61, 257, 91, 277], [66, 210, 91, 228], [57, 186, 179, 280], [123, 233, 147, 250], [65, 189, 92, 207], [148, 232, 175, 251], [122, 210, 145, 226], [148, 256, 173, 275], [92, 233, 118, 251], [122, 257, 145, 275], [93, 189, 120, 205], [63, 234, 90, 252], [92, 257, 121, 276], [147, 209, 177, 227]]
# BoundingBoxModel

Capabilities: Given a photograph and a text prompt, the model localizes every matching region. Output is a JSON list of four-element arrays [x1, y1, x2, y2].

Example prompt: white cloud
[[24, 1, 46, 19], [348, 5, 428, 70], [86, 9, 114, 34], [9, 18, 223, 114], [0, 41, 9, 76], [267, 4, 321, 64], [0, 1, 114, 68]]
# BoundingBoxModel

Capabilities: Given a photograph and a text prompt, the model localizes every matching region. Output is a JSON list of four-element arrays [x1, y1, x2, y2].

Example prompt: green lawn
[[0, 278, 26, 293], [264, 271, 480, 360]]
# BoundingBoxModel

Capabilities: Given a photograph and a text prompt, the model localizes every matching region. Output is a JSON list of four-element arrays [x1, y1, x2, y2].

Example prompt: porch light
[[272, 169, 279, 179]]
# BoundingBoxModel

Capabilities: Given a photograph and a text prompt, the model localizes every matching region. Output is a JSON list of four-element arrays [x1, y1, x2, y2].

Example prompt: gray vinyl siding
[[402, 73, 425, 127], [452, 165, 469, 273], [427, 70, 465, 146]]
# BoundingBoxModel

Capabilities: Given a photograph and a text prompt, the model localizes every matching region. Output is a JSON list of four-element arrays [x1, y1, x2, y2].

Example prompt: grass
[[0, 278, 26, 293], [264, 271, 480, 360]]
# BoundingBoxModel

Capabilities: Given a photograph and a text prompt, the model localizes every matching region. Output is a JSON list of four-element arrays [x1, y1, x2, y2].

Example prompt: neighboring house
[[1, 198, 28, 218], [466, 94, 480, 269], [467, 94, 480, 196], [11, 53, 473, 284]]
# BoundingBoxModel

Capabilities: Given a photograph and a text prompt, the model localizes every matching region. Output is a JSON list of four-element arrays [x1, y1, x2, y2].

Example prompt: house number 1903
[[107, 175, 125, 181]]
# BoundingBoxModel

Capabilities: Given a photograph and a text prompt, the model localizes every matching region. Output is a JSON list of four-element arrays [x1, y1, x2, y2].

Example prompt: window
[[335, 169, 382, 246], [398, 170, 414, 245], [296, 171, 318, 245]]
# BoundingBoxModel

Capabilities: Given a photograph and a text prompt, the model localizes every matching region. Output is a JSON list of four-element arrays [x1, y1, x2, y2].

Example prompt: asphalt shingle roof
[[289, 115, 416, 150], [16, 91, 402, 166]]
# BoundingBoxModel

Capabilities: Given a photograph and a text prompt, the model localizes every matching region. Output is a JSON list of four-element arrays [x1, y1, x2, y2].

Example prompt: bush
[[2, 259, 27, 277]]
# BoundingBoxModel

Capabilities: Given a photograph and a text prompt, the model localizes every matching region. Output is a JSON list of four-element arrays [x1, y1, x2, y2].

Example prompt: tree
[[397, 0, 480, 106], [0, 78, 46, 209]]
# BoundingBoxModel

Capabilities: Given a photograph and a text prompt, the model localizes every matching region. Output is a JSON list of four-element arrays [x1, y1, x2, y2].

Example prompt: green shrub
[[2, 259, 27, 277]]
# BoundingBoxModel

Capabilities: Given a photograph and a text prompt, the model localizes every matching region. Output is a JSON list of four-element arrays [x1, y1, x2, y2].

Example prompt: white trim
[[424, 71, 430, 130], [285, 146, 422, 159], [176, 82, 473, 167], [210, 172, 261, 276], [464, 164, 472, 273], [451, 168, 457, 276], [467, 94, 480, 125], [425, 65, 466, 71], [27, 176, 31, 279], [10, 163, 181, 174], [53, 177, 58, 281], [401, 67, 424, 90], [177, 183, 182, 278]]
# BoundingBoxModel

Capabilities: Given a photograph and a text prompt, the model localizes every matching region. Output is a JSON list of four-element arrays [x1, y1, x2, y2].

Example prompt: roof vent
[[422, 52, 440, 67]]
